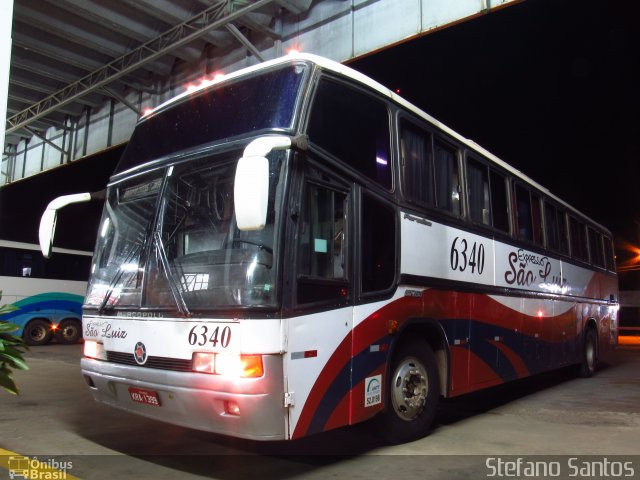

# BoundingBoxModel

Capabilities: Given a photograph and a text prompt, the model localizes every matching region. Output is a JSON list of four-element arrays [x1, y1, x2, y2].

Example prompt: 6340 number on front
[[187, 324, 236, 349]]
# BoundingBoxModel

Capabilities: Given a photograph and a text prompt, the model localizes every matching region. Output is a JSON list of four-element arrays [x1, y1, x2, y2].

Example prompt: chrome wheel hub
[[390, 356, 428, 421]]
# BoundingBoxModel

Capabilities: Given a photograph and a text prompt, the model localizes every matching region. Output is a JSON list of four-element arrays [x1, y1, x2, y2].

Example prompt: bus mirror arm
[[235, 135, 305, 231], [39, 191, 104, 258]]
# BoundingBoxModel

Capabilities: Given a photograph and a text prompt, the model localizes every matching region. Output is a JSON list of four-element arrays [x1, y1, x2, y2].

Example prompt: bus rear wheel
[[23, 319, 52, 346], [57, 319, 82, 344], [578, 328, 598, 378], [380, 338, 440, 444]]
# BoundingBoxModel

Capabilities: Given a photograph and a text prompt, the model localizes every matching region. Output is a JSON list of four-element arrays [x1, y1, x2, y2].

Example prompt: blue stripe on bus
[[0, 293, 83, 334]]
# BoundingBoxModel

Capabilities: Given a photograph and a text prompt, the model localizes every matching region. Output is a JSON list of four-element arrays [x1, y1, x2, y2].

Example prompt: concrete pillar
[[0, 0, 14, 152]]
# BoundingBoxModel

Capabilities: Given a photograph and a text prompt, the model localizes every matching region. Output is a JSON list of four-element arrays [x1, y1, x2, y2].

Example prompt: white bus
[[39, 53, 618, 443], [0, 240, 90, 345]]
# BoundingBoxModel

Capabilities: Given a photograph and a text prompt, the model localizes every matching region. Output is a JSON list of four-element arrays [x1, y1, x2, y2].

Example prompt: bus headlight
[[84, 340, 107, 360], [192, 352, 263, 378]]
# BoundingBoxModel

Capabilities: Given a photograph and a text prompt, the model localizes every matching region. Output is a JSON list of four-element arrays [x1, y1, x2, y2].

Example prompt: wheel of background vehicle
[[56, 318, 82, 344], [578, 328, 598, 378], [379, 338, 440, 444], [23, 318, 53, 346]]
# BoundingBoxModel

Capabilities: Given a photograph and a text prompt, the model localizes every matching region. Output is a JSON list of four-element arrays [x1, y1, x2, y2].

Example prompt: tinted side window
[[514, 185, 543, 245], [544, 203, 560, 251], [400, 121, 434, 205], [515, 184, 533, 241], [467, 159, 491, 226], [588, 228, 605, 268], [557, 210, 570, 255], [433, 140, 461, 215], [361, 195, 396, 293], [490, 170, 510, 232], [467, 159, 509, 232], [308, 79, 391, 189], [531, 192, 543, 246], [604, 236, 615, 271], [569, 216, 588, 262]]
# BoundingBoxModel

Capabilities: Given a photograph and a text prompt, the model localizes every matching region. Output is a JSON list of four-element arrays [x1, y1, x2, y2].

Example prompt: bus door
[[285, 172, 354, 439]]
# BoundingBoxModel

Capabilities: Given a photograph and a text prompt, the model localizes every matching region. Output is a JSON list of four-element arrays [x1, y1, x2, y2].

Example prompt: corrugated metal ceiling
[[6, 0, 312, 147]]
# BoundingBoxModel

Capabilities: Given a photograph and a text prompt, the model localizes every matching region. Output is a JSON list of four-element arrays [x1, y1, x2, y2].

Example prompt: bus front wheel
[[380, 338, 440, 444], [23, 319, 52, 346]]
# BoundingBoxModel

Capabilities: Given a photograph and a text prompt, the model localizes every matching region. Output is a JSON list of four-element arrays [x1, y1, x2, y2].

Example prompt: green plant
[[0, 294, 29, 395]]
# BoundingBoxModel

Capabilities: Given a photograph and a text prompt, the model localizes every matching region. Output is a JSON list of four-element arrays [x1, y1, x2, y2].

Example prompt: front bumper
[[81, 354, 288, 440]]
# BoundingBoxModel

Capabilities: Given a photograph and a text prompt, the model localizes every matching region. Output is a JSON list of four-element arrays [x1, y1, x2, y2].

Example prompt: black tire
[[379, 338, 440, 444], [578, 328, 598, 378], [23, 318, 53, 346], [56, 319, 82, 344]]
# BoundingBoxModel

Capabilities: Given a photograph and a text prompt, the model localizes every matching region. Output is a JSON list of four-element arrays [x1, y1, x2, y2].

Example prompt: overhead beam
[[100, 86, 142, 116], [237, 15, 280, 40], [6, 0, 276, 135], [225, 23, 265, 62], [24, 126, 68, 156]]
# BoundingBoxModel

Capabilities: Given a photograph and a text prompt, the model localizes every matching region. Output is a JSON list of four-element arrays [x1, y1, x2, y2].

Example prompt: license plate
[[128, 387, 161, 407]]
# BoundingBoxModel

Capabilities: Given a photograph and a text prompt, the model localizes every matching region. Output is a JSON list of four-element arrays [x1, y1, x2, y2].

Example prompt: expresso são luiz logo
[[133, 342, 147, 365]]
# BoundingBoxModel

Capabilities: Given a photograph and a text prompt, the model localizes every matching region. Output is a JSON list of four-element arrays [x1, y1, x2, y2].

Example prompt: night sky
[[351, 0, 640, 276]]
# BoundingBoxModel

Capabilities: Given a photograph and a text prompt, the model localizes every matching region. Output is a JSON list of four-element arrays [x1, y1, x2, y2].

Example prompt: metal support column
[[0, 0, 14, 157]]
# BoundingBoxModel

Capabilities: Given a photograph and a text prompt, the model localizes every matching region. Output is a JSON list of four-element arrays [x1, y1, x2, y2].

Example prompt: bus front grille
[[106, 351, 193, 372]]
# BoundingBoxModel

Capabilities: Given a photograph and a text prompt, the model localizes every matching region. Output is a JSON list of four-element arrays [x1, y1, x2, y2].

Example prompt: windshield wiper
[[97, 242, 142, 314], [154, 231, 192, 317]]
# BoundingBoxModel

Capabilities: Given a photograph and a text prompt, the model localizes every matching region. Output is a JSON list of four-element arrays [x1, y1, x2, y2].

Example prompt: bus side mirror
[[234, 135, 292, 231], [39, 192, 93, 258]]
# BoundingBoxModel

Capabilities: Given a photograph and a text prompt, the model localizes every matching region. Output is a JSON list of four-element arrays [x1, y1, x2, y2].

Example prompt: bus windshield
[[85, 149, 286, 312], [114, 62, 308, 175]]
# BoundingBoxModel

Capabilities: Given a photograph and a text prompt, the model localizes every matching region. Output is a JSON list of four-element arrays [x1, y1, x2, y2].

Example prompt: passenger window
[[490, 171, 509, 232], [467, 158, 491, 226], [588, 228, 605, 268], [531, 192, 542, 245], [515, 184, 533, 241], [569, 216, 588, 262], [400, 122, 434, 205], [400, 123, 460, 215], [361, 194, 396, 293], [308, 79, 391, 189], [544, 203, 560, 251], [433, 140, 460, 215], [297, 182, 348, 305], [557, 210, 570, 255], [604, 236, 615, 271], [514, 184, 542, 245], [467, 158, 509, 233]]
